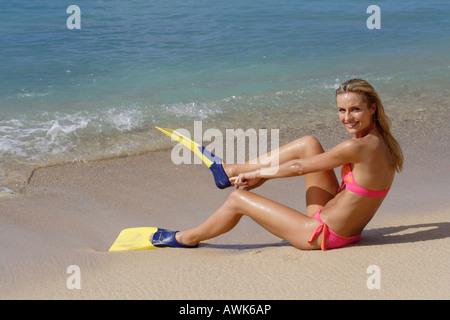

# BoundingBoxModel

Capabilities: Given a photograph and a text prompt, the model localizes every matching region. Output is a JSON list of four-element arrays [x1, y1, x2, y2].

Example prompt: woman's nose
[[344, 111, 352, 121]]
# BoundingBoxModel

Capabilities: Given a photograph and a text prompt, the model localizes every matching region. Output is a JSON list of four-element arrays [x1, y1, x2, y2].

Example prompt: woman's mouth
[[345, 121, 359, 129]]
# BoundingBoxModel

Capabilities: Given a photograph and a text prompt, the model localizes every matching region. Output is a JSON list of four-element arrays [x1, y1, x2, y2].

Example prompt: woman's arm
[[231, 139, 364, 187]]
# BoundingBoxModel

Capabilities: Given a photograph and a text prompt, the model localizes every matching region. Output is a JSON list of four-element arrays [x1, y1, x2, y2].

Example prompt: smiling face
[[336, 92, 376, 137]]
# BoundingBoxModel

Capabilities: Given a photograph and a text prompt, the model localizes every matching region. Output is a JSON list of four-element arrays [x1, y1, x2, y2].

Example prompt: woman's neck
[[356, 123, 376, 138]]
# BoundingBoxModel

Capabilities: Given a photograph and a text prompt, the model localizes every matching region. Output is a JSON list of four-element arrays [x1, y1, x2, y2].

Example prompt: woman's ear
[[370, 102, 377, 115]]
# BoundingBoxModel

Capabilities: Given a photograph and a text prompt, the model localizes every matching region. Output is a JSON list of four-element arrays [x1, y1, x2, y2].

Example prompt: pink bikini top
[[338, 163, 390, 198]]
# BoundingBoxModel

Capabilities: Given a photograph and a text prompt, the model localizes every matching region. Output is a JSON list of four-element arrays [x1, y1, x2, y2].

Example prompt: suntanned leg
[[223, 135, 339, 216], [300, 136, 339, 216], [173, 189, 323, 250], [149, 136, 338, 249], [223, 135, 315, 177]]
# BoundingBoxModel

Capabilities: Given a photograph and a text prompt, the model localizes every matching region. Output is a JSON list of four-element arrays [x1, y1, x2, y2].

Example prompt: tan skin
[[151, 92, 395, 249]]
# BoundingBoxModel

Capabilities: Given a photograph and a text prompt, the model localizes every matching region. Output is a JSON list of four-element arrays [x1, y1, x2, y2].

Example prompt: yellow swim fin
[[109, 227, 197, 251], [155, 126, 231, 189], [109, 227, 162, 252], [155, 126, 214, 167]]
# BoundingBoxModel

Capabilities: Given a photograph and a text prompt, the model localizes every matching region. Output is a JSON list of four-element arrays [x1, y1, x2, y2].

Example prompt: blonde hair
[[336, 79, 404, 172]]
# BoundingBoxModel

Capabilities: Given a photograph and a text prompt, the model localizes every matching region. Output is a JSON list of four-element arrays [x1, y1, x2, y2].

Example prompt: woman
[[151, 79, 404, 250]]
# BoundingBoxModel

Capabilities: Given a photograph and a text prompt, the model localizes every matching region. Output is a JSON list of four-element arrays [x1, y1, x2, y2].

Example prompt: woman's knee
[[293, 135, 324, 157], [224, 189, 247, 209], [226, 189, 260, 217], [302, 135, 322, 148], [229, 188, 251, 201]]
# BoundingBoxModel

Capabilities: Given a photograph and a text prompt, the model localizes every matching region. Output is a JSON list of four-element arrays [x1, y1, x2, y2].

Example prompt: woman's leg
[[223, 135, 316, 177], [299, 136, 339, 216], [175, 189, 323, 250], [150, 136, 338, 249], [224, 135, 339, 216]]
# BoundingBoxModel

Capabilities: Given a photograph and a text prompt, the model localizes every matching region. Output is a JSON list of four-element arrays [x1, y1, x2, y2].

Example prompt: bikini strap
[[308, 222, 329, 251]]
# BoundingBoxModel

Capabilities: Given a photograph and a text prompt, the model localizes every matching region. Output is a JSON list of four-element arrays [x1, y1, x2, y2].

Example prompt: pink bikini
[[309, 126, 391, 250], [337, 163, 390, 198], [309, 209, 362, 250]]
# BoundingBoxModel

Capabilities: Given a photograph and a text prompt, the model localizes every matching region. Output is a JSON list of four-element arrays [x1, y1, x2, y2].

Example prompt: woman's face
[[336, 92, 376, 137]]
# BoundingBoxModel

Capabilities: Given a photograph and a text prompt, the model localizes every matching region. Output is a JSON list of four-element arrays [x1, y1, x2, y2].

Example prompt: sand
[[0, 106, 449, 300]]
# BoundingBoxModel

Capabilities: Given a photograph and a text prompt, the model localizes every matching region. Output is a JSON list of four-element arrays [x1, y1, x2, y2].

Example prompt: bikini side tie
[[308, 222, 329, 251]]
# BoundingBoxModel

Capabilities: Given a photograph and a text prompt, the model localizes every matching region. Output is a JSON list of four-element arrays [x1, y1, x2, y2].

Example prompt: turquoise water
[[0, 0, 449, 191]]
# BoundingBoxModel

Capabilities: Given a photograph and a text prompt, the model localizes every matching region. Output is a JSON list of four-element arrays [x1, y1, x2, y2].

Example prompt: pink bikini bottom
[[308, 209, 361, 251]]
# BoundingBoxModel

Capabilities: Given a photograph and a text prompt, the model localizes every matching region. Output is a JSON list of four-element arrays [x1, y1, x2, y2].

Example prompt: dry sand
[[0, 107, 449, 300]]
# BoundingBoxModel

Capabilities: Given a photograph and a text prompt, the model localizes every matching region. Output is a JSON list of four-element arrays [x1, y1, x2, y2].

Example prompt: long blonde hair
[[336, 79, 404, 172]]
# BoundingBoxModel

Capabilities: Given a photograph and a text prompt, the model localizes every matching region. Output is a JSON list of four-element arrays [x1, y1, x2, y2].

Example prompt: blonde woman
[[151, 79, 404, 250]]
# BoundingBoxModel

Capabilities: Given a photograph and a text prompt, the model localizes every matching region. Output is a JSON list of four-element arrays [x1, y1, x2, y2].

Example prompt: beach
[[1, 105, 449, 300], [1, 1, 449, 302]]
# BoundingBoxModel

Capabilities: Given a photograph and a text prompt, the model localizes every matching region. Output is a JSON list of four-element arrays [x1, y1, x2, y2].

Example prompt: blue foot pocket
[[152, 229, 198, 248], [200, 147, 232, 189]]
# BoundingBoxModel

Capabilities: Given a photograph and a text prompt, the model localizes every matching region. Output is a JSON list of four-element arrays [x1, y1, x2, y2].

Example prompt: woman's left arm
[[233, 139, 364, 186]]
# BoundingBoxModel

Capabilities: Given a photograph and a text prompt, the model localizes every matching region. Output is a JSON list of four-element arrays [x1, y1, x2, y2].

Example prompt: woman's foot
[[200, 147, 232, 189], [222, 162, 235, 180], [149, 229, 198, 248]]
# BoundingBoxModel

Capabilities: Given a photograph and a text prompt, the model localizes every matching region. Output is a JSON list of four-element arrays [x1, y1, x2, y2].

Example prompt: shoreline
[[0, 106, 449, 300], [1, 90, 448, 195]]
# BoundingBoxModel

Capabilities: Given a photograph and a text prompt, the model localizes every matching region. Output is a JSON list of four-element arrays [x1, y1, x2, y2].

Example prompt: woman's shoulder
[[334, 138, 365, 158], [341, 134, 388, 166]]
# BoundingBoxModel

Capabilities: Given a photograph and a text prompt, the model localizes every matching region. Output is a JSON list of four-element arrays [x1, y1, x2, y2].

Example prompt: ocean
[[1, 0, 449, 192]]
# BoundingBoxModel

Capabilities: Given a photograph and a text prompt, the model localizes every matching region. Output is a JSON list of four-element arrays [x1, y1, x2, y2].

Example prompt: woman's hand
[[229, 171, 267, 191]]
